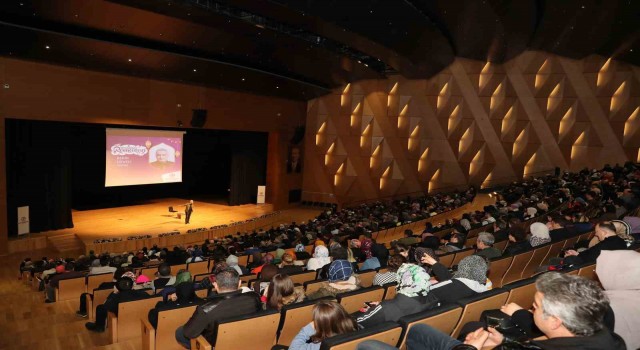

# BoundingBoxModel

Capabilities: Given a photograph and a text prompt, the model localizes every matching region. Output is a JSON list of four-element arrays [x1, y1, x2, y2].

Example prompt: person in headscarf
[[148, 280, 203, 328], [285, 249, 305, 266], [529, 222, 551, 247], [306, 245, 332, 271], [274, 248, 286, 264], [429, 255, 489, 303], [226, 254, 243, 275], [355, 263, 438, 328], [597, 250, 640, 350], [306, 260, 361, 300], [278, 253, 304, 275], [160, 271, 192, 300], [524, 207, 538, 220]]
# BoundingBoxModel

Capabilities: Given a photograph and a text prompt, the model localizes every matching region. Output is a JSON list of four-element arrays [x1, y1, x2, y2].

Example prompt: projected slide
[[105, 128, 185, 187]]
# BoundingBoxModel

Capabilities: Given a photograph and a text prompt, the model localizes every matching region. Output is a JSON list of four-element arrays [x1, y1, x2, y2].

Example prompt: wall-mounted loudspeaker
[[191, 109, 207, 128]]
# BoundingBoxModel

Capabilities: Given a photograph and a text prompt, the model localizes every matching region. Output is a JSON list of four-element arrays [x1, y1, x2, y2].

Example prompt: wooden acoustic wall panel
[[303, 51, 640, 205]]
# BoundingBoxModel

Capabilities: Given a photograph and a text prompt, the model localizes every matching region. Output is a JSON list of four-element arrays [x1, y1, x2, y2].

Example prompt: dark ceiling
[[0, 0, 638, 101]]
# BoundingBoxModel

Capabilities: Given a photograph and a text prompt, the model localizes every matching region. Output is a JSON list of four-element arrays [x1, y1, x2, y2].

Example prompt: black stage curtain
[[228, 133, 267, 206], [6, 119, 74, 236]]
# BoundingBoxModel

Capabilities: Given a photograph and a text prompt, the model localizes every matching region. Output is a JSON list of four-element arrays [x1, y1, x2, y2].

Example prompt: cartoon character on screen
[[148, 143, 176, 169]]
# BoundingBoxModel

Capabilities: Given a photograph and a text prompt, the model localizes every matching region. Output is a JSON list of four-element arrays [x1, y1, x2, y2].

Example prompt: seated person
[[372, 254, 405, 286], [428, 255, 489, 303], [154, 263, 175, 290], [502, 226, 531, 256], [529, 222, 551, 247], [361, 272, 625, 350], [85, 274, 150, 332], [564, 221, 627, 264], [306, 246, 331, 271], [45, 262, 86, 303], [175, 269, 262, 349], [160, 271, 192, 301], [474, 232, 501, 259], [597, 250, 640, 350], [355, 263, 437, 328], [307, 260, 360, 300], [278, 253, 304, 275], [289, 300, 357, 350], [395, 229, 420, 246], [148, 281, 203, 328], [76, 267, 125, 318], [263, 274, 305, 311]]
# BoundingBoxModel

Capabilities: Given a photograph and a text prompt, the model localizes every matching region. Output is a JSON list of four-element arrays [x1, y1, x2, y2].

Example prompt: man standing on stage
[[185, 200, 194, 224]]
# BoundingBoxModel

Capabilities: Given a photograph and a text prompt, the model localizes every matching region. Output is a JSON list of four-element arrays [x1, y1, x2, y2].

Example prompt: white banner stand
[[18, 206, 30, 235], [257, 186, 266, 204]]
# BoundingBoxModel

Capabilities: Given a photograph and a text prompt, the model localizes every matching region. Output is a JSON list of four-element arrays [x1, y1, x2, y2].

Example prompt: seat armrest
[[141, 318, 156, 350], [191, 335, 212, 350], [108, 311, 118, 343]]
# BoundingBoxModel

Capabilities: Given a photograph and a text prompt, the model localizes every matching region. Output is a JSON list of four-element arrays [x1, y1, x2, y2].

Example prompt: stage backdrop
[[5, 119, 267, 236], [105, 128, 186, 187]]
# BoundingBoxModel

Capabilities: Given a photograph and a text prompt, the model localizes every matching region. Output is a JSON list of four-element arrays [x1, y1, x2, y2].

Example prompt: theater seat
[[503, 277, 537, 309], [108, 296, 162, 343], [276, 297, 333, 347], [397, 303, 463, 350], [357, 269, 377, 288], [319, 321, 402, 350], [451, 288, 509, 338], [191, 310, 280, 350], [337, 286, 385, 313], [141, 305, 197, 350]]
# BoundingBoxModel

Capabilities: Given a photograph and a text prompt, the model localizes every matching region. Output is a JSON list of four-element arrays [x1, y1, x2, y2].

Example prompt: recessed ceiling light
[[128, 58, 132, 62], [276, 86, 279, 89], [193, 69, 197, 72], [45, 45, 50, 50], [241, 78, 245, 81]]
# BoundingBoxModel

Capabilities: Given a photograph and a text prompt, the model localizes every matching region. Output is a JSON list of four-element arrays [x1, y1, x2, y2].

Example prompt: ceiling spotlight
[[241, 78, 245, 81], [45, 45, 50, 50], [193, 69, 197, 72], [127, 58, 132, 62], [276, 86, 279, 89]]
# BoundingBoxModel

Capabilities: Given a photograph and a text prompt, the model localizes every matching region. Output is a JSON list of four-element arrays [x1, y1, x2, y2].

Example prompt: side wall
[[0, 58, 307, 254], [303, 52, 640, 205]]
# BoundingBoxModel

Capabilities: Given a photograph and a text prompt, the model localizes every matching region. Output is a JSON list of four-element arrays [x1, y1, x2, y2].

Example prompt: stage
[[45, 198, 318, 246]]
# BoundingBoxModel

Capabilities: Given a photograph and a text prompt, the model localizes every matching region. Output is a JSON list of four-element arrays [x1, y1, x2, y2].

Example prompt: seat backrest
[[438, 252, 456, 268], [542, 241, 565, 265], [500, 250, 534, 286], [397, 303, 463, 350], [577, 263, 597, 281], [358, 270, 377, 288], [383, 283, 397, 301], [214, 311, 280, 350], [187, 260, 210, 275], [140, 267, 158, 281], [320, 321, 402, 350], [304, 279, 326, 294], [487, 256, 513, 288], [451, 248, 475, 267], [277, 299, 326, 347], [91, 288, 113, 321], [337, 286, 385, 313], [87, 273, 114, 294], [115, 296, 163, 342], [520, 245, 551, 279], [504, 277, 537, 309], [170, 264, 188, 274], [562, 236, 580, 250], [155, 305, 198, 350], [57, 276, 87, 301], [494, 240, 508, 253], [289, 271, 317, 285], [236, 254, 249, 267], [465, 236, 478, 248], [451, 289, 509, 338]]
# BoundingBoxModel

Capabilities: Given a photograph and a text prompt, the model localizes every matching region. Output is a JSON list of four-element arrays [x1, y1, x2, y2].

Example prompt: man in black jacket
[[85, 276, 150, 332], [564, 221, 627, 264], [175, 268, 261, 349], [357, 272, 625, 350]]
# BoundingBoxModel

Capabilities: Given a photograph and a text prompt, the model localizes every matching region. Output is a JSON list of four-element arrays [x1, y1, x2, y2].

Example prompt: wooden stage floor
[[50, 198, 285, 244]]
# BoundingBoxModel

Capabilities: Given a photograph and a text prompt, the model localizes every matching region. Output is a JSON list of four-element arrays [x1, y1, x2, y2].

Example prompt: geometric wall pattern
[[303, 51, 640, 205]]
